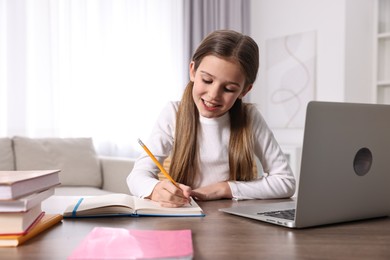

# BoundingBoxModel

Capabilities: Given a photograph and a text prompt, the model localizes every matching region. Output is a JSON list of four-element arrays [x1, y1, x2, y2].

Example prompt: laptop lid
[[294, 101, 390, 227], [220, 101, 390, 228]]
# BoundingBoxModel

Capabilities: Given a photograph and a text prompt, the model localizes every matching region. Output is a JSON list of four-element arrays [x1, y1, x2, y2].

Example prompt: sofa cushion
[[0, 137, 14, 170], [13, 137, 102, 187]]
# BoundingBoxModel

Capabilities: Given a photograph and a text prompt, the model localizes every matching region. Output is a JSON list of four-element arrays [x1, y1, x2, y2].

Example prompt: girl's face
[[190, 55, 252, 118]]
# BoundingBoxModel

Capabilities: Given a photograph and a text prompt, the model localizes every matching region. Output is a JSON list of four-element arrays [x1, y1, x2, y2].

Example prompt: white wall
[[249, 0, 375, 147], [344, 0, 375, 103]]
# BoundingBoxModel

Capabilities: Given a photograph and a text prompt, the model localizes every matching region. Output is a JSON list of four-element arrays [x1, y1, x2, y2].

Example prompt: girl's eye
[[224, 87, 236, 93], [202, 79, 212, 84]]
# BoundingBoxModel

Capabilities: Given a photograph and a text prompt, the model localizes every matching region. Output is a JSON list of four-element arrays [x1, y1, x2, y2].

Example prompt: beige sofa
[[0, 136, 134, 196]]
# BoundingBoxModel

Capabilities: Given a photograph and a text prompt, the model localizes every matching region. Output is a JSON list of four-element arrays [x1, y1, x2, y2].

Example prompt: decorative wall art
[[265, 31, 316, 128]]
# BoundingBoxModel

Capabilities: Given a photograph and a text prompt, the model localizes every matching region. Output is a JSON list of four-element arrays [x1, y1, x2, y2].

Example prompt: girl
[[127, 30, 296, 207]]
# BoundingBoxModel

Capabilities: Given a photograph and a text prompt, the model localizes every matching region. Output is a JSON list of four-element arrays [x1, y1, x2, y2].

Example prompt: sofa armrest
[[99, 156, 135, 194]]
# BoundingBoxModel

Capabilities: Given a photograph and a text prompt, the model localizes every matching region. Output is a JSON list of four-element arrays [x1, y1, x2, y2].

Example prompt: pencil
[[137, 138, 180, 188]]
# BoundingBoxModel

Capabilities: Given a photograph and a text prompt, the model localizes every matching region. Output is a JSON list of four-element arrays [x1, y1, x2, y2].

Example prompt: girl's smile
[[202, 99, 220, 111]]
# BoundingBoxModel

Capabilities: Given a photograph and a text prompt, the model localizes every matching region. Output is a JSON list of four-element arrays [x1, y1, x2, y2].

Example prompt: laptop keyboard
[[257, 209, 296, 221]]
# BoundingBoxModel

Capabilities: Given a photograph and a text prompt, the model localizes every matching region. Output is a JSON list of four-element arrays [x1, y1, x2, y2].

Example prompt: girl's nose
[[208, 84, 221, 99]]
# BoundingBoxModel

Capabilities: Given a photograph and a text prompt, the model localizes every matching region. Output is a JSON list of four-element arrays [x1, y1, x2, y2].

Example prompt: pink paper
[[68, 227, 193, 259]]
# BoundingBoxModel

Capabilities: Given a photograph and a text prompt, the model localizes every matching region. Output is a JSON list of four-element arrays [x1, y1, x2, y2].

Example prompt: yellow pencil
[[137, 138, 180, 188]]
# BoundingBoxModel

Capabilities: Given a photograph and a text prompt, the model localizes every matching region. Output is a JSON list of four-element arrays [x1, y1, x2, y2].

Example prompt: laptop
[[220, 101, 390, 228]]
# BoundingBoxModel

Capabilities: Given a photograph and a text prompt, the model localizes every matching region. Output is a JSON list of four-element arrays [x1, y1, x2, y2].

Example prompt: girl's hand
[[148, 180, 192, 208], [191, 182, 232, 201]]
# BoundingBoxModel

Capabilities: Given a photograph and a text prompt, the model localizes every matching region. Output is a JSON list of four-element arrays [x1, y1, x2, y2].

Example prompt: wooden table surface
[[1, 198, 390, 259]]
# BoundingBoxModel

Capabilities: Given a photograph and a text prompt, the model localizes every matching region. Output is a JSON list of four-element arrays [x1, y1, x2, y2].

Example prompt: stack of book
[[0, 170, 63, 247]]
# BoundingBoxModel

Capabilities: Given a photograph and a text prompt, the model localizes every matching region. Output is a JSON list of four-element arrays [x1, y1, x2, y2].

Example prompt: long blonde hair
[[169, 30, 260, 185]]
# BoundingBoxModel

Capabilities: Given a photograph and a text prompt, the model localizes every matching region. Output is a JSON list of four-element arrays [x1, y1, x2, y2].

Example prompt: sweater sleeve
[[126, 102, 178, 198], [228, 106, 296, 200]]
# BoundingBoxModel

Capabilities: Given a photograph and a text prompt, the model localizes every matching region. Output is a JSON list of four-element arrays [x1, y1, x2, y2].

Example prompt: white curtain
[[0, 0, 185, 157]]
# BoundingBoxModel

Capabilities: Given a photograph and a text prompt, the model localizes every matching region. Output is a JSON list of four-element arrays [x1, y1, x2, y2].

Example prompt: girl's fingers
[[154, 180, 190, 207], [178, 183, 192, 199]]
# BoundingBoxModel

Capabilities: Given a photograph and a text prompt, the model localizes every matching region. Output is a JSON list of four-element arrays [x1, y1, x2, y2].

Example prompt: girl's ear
[[239, 84, 253, 99], [189, 61, 196, 82]]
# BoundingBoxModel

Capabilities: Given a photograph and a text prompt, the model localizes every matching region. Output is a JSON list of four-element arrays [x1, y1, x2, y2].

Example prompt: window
[[0, 0, 185, 157]]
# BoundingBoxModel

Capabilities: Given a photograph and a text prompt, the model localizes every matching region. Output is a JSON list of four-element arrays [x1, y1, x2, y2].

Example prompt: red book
[[0, 214, 63, 247], [0, 205, 44, 235]]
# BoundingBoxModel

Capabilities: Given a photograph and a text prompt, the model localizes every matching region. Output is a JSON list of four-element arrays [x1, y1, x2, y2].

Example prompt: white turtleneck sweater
[[127, 102, 296, 200]]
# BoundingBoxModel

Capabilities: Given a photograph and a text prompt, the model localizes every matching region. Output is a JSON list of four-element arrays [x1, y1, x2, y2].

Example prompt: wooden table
[[1, 198, 390, 259]]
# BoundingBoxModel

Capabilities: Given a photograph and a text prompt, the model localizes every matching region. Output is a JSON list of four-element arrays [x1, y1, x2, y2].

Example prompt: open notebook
[[63, 193, 204, 218]]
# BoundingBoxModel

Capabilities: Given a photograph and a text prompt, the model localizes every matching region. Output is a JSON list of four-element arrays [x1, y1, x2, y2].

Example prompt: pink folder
[[68, 227, 193, 259]]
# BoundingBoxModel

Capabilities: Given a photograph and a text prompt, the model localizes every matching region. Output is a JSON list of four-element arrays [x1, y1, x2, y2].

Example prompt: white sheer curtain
[[0, 0, 185, 157]]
